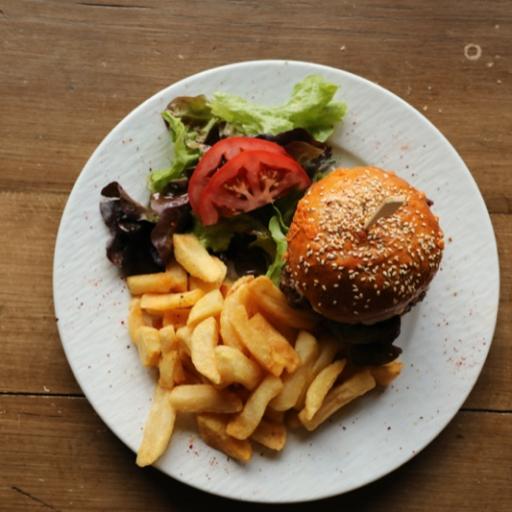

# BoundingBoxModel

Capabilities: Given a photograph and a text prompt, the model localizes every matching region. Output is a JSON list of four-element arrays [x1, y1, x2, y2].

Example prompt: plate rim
[[53, 59, 500, 503]]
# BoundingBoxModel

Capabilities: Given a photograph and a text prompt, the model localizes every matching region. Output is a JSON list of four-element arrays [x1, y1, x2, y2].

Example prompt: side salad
[[100, 75, 346, 284]]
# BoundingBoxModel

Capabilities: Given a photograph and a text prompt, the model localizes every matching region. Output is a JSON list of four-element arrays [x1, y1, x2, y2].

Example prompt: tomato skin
[[197, 150, 311, 225], [188, 137, 286, 214]]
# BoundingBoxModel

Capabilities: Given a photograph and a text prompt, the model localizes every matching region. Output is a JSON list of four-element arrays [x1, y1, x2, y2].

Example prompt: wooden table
[[1, 1, 511, 510]]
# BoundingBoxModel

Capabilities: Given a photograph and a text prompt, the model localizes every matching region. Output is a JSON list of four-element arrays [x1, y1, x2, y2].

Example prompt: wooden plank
[[0, 191, 81, 394], [0, 1, 511, 209], [0, 189, 510, 410], [0, 395, 510, 510]]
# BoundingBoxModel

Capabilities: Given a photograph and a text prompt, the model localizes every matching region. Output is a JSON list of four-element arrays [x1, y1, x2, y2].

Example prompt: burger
[[282, 166, 444, 364]]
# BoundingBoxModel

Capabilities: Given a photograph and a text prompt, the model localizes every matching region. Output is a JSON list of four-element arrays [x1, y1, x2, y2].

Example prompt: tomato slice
[[188, 137, 286, 214], [197, 150, 311, 225]]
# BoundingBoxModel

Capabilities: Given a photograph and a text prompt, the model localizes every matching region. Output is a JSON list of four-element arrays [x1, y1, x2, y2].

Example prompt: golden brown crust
[[285, 167, 444, 324]]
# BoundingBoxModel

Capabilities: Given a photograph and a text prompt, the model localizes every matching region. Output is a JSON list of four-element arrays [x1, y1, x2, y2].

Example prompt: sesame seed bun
[[284, 167, 444, 325]]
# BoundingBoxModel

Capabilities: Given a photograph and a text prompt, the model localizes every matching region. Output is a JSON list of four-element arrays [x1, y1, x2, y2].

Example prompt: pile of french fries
[[127, 233, 403, 465]]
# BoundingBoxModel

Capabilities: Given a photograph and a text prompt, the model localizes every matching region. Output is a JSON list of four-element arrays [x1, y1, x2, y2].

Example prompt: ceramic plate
[[53, 60, 499, 503]]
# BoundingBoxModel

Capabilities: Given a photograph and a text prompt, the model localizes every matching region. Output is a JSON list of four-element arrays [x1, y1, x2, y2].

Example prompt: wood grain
[[0, 395, 510, 511], [0, 0, 510, 509]]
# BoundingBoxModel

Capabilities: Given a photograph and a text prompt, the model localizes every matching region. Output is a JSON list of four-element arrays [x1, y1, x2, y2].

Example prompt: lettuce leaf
[[192, 215, 271, 253], [210, 75, 346, 142], [149, 112, 201, 192], [266, 213, 288, 285]]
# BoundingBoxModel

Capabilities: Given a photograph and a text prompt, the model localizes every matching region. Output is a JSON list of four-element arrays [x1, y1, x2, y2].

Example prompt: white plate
[[53, 60, 500, 503]]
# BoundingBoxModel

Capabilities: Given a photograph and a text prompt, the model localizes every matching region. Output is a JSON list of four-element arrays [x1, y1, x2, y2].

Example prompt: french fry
[[187, 289, 224, 327], [248, 313, 300, 373], [165, 261, 188, 292], [302, 359, 346, 421], [220, 281, 251, 353], [220, 278, 233, 297], [189, 275, 222, 294], [294, 337, 339, 411], [299, 370, 376, 431], [176, 325, 193, 355], [127, 271, 184, 296], [137, 326, 161, 367], [159, 325, 177, 353], [248, 276, 317, 330], [190, 317, 220, 384], [311, 338, 339, 376], [173, 234, 227, 283], [251, 419, 287, 451], [226, 275, 254, 295], [197, 414, 252, 462], [162, 308, 190, 328], [270, 331, 319, 411], [140, 289, 204, 312], [226, 375, 283, 440], [136, 385, 176, 467], [158, 350, 179, 389], [173, 358, 187, 385], [128, 298, 144, 344], [169, 384, 243, 413], [215, 345, 262, 390], [370, 360, 403, 386], [231, 305, 284, 377]]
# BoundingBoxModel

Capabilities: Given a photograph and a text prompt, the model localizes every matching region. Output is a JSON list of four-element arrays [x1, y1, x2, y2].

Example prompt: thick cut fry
[[370, 360, 403, 386], [127, 271, 185, 296], [197, 414, 252, 462], [248, 313, 300, 373], [270, 331, 319, 411], [311, 338, 339, 376], [248, 276, 317, 330], [189, 275, 222, 294], [165, 261, 188, 292], [299, 370, 376, 431], [162, 308, 190, 328], [215, 345, 262, 390], [191, 317, 220, 384], [137, 326, 161, 367], [187, 289, 224, 327], [173, 234, 227, 283], [251, 419, 287, 451], [140, 289, 204, 312], [159, 325, 177, 353], [176, 325, 193, 355], [231, 305, 284, 376], [136, 385, 176, 467], [169, 384, 242, 413], [128, 298, 144, 344], [294, 337, 339, 411], [226, 275, 254, 296], [158, 350, 179, 389], [172, 358, 187, 384], [226, 375, 283, 440], [220, 282, 251, 353], [303, 359, 346, 420], [220, 279, 233, 297]]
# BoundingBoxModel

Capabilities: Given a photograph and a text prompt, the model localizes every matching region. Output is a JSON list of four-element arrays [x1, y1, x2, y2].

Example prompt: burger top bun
[[284, 167, 444, 325]]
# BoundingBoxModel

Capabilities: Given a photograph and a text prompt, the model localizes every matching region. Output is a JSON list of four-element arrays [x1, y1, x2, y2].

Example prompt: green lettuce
[[192, 215, 272, 254], [149, 112, 201, 192], [210, 75, 346, 142], [265, 213, 288, 286]]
